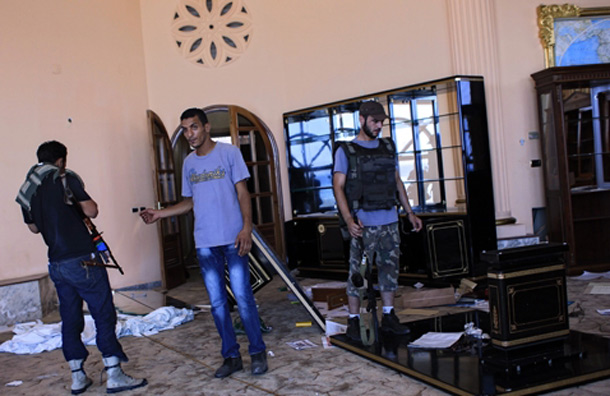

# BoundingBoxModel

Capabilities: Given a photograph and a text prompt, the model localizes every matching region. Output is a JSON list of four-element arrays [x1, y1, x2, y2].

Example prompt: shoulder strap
[[379, 137, 396, 154], [342, 142, 360, 181], [16, 164, 60, 212]]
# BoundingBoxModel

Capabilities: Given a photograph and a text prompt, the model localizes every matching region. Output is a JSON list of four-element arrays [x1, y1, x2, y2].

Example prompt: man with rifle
[[17, 140, 146, 394], [332, 102, 423, 343]]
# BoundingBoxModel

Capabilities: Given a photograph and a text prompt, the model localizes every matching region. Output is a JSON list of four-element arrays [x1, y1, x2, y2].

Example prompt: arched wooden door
[[147, 110, 186, 289], [171, 105, 285, 259]]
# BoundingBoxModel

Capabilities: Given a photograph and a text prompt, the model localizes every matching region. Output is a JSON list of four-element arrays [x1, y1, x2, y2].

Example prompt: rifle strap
[[357, 253, 376, 346], [358, 310, 375, 346], [62, 176, 124, 275]]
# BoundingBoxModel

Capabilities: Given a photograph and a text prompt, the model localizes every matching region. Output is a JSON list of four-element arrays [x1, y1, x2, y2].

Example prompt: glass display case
[[284, 108, 334, 215], [388, 85, 466, 212], [532, 64, 610, 273], [284, 76, 496, 281]]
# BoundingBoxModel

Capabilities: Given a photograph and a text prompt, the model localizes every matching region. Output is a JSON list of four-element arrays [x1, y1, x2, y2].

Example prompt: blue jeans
[[197, 245, 266, 358], [48, 253, 127, 362]]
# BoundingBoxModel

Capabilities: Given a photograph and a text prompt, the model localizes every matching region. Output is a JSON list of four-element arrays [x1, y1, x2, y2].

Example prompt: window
[[389, 83, 465, 212], [565, 84, 610, 190], [284, 77, 484, 216]]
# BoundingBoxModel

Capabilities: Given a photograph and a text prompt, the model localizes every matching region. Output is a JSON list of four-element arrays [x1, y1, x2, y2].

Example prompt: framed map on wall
[[555, 17, 610, 66], [537, 5, 610, 68]]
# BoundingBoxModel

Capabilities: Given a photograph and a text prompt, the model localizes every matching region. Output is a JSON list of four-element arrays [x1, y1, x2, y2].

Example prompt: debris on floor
[[585, 282, 610, 295], [0, 306, 194, 355], [286, 339, 317, 350]]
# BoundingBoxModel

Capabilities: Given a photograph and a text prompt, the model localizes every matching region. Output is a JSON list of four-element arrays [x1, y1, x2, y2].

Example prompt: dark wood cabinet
[[284, 76, 497, 282], [532, 64, 610, 274], [399, 214, 472, 280]]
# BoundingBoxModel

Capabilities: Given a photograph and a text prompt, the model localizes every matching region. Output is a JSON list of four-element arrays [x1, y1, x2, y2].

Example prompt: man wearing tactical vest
[[333, 101, 423, 341]]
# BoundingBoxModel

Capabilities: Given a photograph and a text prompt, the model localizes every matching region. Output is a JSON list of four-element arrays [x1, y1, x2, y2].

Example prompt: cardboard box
[[311, 287, 348, 310], [402, 286, 456, 308]]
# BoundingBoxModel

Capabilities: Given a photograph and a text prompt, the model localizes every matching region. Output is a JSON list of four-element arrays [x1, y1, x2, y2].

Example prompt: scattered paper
[[287, 339, 318, 350], [571, 271, 610, 281], [35, 374, 58, 380], [452, 299, 489, 312], [597, 309, 610, 316], [325, 319, 347, 337], [408, 332, 463, 349], [584, 282, 610, 295], [321, 336, 335, 349], [5, 381, 23, 387], [475, 300, 490, 312], [464, 322, 489, 339], [309, 281, 348, 290]]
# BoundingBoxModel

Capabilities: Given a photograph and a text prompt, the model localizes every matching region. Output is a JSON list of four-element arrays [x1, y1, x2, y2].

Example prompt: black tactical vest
[[337, 137, 398, 212]]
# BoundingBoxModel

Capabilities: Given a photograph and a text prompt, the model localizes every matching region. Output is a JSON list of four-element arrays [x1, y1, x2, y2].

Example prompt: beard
[[363, 123, 379, 140]]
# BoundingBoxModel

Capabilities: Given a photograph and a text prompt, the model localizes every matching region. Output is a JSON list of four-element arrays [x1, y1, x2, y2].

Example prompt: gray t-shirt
[[182, 142, 250, 248]]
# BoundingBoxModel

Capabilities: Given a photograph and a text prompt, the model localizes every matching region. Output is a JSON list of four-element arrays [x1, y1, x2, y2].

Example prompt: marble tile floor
[[2, 269, 610, 395]]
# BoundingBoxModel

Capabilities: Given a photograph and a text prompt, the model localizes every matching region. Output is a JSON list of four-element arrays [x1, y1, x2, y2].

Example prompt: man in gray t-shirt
[[141, 108, 267, 378]]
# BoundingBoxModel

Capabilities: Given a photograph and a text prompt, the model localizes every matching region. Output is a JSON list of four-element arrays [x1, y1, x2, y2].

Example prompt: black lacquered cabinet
[[285, 215, 350, 279], [399, 213, 471, 279], [284, 76, 497, 282]]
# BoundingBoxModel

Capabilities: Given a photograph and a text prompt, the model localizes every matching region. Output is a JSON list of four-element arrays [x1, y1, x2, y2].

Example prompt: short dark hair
[[180, 108, 208, 125], [37, 140, 67, 164]]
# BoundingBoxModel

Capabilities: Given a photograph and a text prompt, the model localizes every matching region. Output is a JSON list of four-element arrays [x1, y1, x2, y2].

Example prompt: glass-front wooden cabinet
[[532, 65, 610, 274], [284, 76, 497, 281]]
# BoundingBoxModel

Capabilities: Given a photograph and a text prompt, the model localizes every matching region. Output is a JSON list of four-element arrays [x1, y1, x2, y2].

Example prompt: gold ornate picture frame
[[537, 4, 610, 68]]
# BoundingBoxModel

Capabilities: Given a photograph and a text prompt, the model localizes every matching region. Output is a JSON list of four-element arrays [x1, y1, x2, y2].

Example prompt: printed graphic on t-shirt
[[189, 166, 226, 184]]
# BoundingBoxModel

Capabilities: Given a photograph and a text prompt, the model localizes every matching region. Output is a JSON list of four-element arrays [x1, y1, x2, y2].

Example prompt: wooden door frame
[[147, 110, 186, 290]]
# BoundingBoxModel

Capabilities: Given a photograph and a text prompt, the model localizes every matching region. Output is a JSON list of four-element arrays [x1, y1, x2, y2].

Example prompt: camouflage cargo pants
[[346, 222, 400, 297]]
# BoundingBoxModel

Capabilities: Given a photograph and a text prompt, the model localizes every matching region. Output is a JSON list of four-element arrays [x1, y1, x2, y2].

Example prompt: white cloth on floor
[[0, 306, 194, 355]]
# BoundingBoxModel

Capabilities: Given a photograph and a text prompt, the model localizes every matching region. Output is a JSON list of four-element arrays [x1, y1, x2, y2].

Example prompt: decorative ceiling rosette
[[171, 0, 253, 68]]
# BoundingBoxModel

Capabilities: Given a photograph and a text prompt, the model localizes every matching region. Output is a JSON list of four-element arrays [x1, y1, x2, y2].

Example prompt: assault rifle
[[64, 181, 124, 275], [82, 216, 124, 275]]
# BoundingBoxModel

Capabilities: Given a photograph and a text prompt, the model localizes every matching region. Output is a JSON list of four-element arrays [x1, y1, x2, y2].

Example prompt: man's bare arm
[[79, 199, 99, 218], [333, 171, 362, 238], [395, 170, 422, 231], [140, 198, 194, 224], [27, 223, 39, 234], [234, 180, 253, 256]]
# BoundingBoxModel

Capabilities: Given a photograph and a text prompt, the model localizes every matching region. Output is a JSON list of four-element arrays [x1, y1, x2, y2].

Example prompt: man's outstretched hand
[[140, 208, 160, 224]]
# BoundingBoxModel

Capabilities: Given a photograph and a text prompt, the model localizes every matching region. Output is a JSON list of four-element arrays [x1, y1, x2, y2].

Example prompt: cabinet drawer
[[571, 189, 610, 219]]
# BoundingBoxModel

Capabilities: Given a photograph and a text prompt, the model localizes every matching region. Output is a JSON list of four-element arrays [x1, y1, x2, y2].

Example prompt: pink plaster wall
[[1, 0, 160, 286]]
